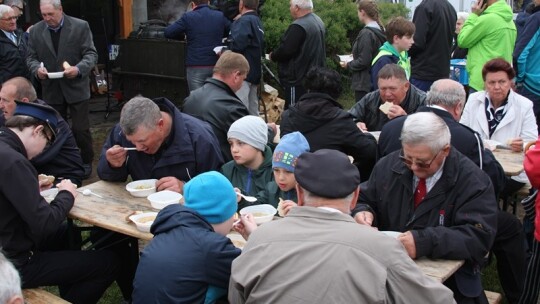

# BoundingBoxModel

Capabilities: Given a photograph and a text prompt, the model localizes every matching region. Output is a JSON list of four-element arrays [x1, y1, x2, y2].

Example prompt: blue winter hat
[[272, 132, 310, 172], [183, 171, 237, 224]]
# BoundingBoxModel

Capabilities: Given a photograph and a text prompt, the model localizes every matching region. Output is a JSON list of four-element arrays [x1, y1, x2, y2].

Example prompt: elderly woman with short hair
[[460, 57, 538, 196]]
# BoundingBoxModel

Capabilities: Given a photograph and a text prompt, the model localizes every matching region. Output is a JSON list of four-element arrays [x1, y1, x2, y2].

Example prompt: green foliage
[[378, 3, 410, 24], [261, 1, 409, 107]]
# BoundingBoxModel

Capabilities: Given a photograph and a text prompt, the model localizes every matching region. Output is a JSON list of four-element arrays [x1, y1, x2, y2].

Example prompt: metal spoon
[[239, 193, 257, 202]]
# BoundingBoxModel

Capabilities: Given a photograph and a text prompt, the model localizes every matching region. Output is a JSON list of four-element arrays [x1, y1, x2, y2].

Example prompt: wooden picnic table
[[69, 180, 154, 241], [71, 181, 464, 282], [492, 149, 524, 176]]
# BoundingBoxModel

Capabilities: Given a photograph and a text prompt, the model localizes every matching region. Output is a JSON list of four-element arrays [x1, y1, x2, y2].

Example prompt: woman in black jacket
[[341, 0, 385, 101]]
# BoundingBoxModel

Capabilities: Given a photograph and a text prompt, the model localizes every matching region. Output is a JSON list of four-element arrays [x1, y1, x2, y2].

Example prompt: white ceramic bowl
[[147, 190, 183, 210], [126, 179, 157, 197], [129, 212, 158, 233], [47, 72, 64, 79], [40, 188, 59, 203], [240, 204, 277, 225]]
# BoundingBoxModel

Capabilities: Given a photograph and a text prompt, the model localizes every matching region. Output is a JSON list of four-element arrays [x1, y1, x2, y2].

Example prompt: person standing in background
[[452, 12, 470, 59], [26, 0, 97, 179], [0, 5, 29, 84], [409, 0, 457, 92], [341, 0, 385, 101], [165, 0, 230, 92], [270, 0, 326, 109], [227, 0, 264, 115], [457, 0, 516, 92], [514, 0, 540, 130]]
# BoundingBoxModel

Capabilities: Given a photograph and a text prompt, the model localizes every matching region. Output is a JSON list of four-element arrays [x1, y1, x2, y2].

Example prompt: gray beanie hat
[[227, 115, 268, 151]]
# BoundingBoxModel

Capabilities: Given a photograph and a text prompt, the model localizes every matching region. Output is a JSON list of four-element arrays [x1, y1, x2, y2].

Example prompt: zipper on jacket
[[246, 169, 252, 193]]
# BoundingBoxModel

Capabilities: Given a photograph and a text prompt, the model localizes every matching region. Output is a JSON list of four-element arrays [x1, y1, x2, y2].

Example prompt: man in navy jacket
[[98, 96, 223, 194], [227, 0, 264, 115], [165, 0, 230, 91]]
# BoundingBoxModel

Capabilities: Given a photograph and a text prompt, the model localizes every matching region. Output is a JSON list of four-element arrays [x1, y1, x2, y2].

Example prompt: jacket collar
[[0, 127, 28, 158], [471, 90, 517, 137]]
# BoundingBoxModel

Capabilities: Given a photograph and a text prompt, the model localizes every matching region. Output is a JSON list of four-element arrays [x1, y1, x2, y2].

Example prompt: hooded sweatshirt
[[457, 0, 517, 91], [280, 93, 377, 181], [371, 42, 411, 89], [132, 204, 241, 304]]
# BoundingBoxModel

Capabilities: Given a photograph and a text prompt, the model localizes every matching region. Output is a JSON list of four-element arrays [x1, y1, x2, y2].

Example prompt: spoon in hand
[[239, 193, 257, 202]]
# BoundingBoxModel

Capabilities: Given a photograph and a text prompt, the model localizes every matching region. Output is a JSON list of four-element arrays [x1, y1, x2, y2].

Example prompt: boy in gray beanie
[[221, 115, 274, 210]]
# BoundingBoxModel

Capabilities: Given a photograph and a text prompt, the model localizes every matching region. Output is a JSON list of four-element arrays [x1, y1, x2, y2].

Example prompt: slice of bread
[[38, 174, 55, 184], [379, 102, 393, 115]]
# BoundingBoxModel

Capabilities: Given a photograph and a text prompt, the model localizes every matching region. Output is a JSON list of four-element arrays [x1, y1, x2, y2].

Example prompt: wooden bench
[[23, 288, 71, 304], [485, 290, 502, 304]]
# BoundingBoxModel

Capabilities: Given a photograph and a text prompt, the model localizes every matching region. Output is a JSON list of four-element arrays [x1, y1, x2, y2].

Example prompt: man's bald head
[[426, 79, 466, 121]]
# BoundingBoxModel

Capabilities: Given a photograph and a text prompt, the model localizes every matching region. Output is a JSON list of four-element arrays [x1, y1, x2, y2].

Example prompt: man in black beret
[[0, 101, 120, 303], [229, 149, 454, 303]]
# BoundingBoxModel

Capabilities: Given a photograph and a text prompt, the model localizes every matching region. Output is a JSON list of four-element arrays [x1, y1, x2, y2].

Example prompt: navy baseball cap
[[13, 101, 58, 142]]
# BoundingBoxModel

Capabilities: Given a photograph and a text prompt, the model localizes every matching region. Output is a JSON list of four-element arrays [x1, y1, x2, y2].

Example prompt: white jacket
[[460, 90, 538, 183]]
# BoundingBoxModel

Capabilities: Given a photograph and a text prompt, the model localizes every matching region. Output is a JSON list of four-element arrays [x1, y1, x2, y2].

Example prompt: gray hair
[[120, 96, 162, 136], [40, 0, 62, 9], [4, 0, 24, 8], [426, 79, 465, 108], [0, 4, 14, 17], [457, 11, 469, 21], [291, 0, 313, 10], [0, 252, 22, 303], [401, 112, 451, 154], [302, 188, 355, 203]]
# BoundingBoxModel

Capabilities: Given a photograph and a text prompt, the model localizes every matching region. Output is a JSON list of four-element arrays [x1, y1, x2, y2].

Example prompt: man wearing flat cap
[[229, 149, 454, 303], [354, 112, 497, 304], [0, 101, 120, 303]]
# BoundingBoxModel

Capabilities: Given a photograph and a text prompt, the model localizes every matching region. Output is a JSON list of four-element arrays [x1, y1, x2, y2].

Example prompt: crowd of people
[[2, 0, 540, 303]]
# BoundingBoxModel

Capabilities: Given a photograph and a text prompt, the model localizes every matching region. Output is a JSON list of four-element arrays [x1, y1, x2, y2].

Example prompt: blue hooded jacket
[[132, 204, 241, 303]]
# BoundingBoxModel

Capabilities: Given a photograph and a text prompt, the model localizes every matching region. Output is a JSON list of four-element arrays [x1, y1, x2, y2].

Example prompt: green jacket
[[220, 146, 274, 210], [256, 181, 298, 209], [457, 0, 516, 91], [372, 42, 411, 78]]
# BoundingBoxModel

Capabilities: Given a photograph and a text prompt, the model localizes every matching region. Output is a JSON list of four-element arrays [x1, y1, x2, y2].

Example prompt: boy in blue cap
[[257, 132, 310, 214], [133, 171, 241, 304]]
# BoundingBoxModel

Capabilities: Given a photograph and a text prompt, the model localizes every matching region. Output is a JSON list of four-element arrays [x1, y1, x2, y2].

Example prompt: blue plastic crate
[[450, 59, 469, 85]]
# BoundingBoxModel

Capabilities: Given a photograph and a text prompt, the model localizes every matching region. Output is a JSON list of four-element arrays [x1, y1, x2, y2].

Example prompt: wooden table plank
[[23, 288, 71, 304], [492, 149, 524, 176], [69, 181, 154, 240]]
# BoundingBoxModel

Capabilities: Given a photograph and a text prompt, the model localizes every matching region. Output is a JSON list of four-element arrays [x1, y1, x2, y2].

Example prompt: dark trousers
[[493, 210, 527, 303], [50, 99, 94, 164], [282, 83, 306, 110], [12, 224, 119, 304], [520, 239, 540, 304], [16, 250, 119, 304], [90, 229, 139, 301], [410, 78, 434, 92]]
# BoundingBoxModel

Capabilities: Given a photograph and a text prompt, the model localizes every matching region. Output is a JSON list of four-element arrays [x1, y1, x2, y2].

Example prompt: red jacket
[[524, 136, 540, 241]]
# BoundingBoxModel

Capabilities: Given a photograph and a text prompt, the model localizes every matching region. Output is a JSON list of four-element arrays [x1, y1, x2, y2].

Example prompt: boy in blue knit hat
[[221, 115, 274, 210], [258, 132, 310, 215], [133, 171, 241, 304]]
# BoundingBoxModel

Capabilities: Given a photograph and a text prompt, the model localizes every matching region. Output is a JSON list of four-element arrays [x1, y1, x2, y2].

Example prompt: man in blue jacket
[[97, 96, 224, 194], [165, 0, 230, 92], [227, 0, 264, 115], [514, 0, 540, 130]]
